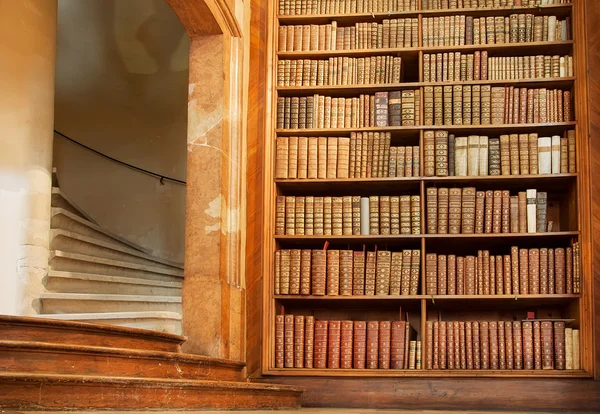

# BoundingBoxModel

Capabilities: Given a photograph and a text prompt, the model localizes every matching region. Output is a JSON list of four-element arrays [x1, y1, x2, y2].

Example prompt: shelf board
[[277, 41, 573, 59], [423, 231, 578, 240], [276, 122, 576, 136], [427, 294, 580, 308], [276, 177, 422, 193], [265, 368, 591, 378], [277, 4, 572, 25], [277, 77, 576, 96]]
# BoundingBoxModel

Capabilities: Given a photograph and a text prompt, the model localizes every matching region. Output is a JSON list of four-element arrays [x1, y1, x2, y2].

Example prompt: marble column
[[0, 0, 57, 315], [183, 33, 246, 361]]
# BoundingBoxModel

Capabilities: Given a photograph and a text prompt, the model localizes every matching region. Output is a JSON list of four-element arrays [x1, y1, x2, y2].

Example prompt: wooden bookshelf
[[263, 0, 587, 380]]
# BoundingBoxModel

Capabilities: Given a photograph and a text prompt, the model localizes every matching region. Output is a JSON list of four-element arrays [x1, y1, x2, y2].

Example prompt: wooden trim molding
[[166, 0, 242, 38]]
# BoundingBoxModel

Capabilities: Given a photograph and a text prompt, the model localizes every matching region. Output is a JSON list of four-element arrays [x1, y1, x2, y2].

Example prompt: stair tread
[[0, 340, 245, 368], [0, 314, 185, 343], [52, 187, 98, 224], [51, 228, 184, 270], [51, 250, 184, 277], [39, 292, 182, 302], [0, 372, 304, 393], [52, 207, 153, 255], [35, 311, 182, 320], [47, 270, 183, 288]]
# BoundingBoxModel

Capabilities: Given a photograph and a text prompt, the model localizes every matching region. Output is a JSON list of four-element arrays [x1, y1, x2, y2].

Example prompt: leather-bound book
[[389, 91, 402, 127], [307, 137, 318, 179], [323, 196, 332, 235], [424, 86, 434, 126], [275, 315, 285, 368], [447, 320, 455, 369], [536, 192, 547, 233], [483, 250, 491, 295], [574, 242, 581, 294], [480, 321, 490, 369], [573, 329, 581, 370], [314, 320, 329, 369], [351, 196, 361, 236], [498, 321, 506, 370], [472, 85, 481, 124], [489, 138, 501, 175], [390, 252, 402, 296], [295, 197, 305, 236], [425, 321, 433, 370], [455, 136, 468, 176], [484, 190, 494, 234], [284, 314, 295, 368], [560, 137, 568, 174], [510, 196, 519, 233], [472, 321, 481, 369], [411, 196, 421, 234], [511, 246, 520, 294], [462, 187, 477, 234], [353, 250, 366, 296], [449, 134, 456, 175], [433, 321, 440, 369], [294, 315, 305, 368], [519, 248, 529, 294], [276, 196, 286, 236], [339, 250, 353, 296], [477, 251, 483, 295], [501, 190, 510, 234], [465, 321, 473, 370], [555, 247, 566, 294], [438, 255, 447, 295], [438, 188, 449, 234], [447, 255, 457, 295], [518, 191, 527, 233], [566, 247, 573, 294], [390, 196, 400, 235], [495, 254, 504, 295], [548, 248, 555, 294], [528, 133, 539, 175], [439, 321, 447, 369], [457, 321, 466, 369], [314, 197, 324, 235], [479, 136, 489, 176], [365, 250, 377, 296], [449, 188, 462, 234], [276, 138, 289, 179], [539, 248, 549, 294], [376, 250, 391, 296], [541, 321, 554, 370], [331, 196, 343, 236], [505, 321, 514, 370], [492, 190, 502, 234], [353, 321, 367, 369], [402, 90, 416, 126], [327, 320, 341, 369], [369, 195, 380, 235], [401, 250, 412, 296], [413, 145, 420, 177], [391, 321, 407, 370], [533, 320, 542, 370], [513, 321, 523, 370], [475, 191, 485, 234], [399, 196, 411, 234], [288, 136, 298, 178], [509, 134, 520, 175], [379, 321, 392, 369], [467, 135, 480, 176], [465, 255, 477, 295], [280, 250, 291, 295], [375, 92, 389, 127], [366, 321, 380, 369], [379, 196, 391, 235], [426, 253, 438, 295], [290, 249, 302, 295], [565, 327, 573, 370], [568, 129, 576, 173], [435, 130, 449, 176], [518, 134, 529, 175], [274, 250, 281, 295], [311, 250, 326, 295], [426, 187, 438, 234], [340, 320, 354, 369], [305, 196, 314, 236], [523, 321, 534, 370], [410, 250, 421, 295], [326, 249, 340, 296], [529, 248, 540, 294], [285, 196, 296, 235]]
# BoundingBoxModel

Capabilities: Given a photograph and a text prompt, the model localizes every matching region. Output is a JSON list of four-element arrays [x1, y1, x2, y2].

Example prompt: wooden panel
[[259, 376, 600, 411], [166, 0, 242, 38], [584, 0, 600, 380]]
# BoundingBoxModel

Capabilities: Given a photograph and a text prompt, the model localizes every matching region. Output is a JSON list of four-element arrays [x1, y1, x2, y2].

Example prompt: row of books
[[426, 187, 553, 234], [278, 20, 418, 52], [277, 56, 403, 87], [275, 195, 422, 235], [276, 315, 421, 369], [423, 52, 573, 83], [423, 86, 572, 126], [426, 320, 579, 370], [425, 243, 581, 295], [421, 0, 566, 10], [278, 0, 419, 16], [275, 135, 421, 179], [276, 91, 421, 130], [422, 14, 570, 47], [423, 131, 577, 177], [274, 248, 421, 296]]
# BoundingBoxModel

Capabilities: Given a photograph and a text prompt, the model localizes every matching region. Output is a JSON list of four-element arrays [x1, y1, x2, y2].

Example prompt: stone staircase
[[37, 169, 183, 334], [0, 315, 303, 410]]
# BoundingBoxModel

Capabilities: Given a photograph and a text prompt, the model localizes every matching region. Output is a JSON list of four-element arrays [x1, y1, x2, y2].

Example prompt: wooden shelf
[[277, 77, 575, 96], [427, 294, 580, 308], [277, 41, 574, 59], [276, 177, 422, 194], [277, 3, 572, 25], [275, 125, 422, 137], [265, 368, 590, 378]]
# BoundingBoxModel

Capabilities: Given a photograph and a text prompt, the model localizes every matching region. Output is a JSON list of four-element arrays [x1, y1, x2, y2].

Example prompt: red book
[[513, 321, 523, 370], [314, 320, 328, 369], [480, 321, 489, 369], [465, 321, 473, 369], [439, 321, 447, 369], [489, 321, 499, 370], [554, 321, 566, 370], [392, 321, 407, 369], [353, 321, 367, 369], [505, 321, 514, 370], [340, 320, 354, 369], [533, 321, 542, 370], [327, 320, 341, 368], [541, 321, 554, 370], [366, 321, 380, 369], [522, 321, 534, 370], [379, 321, 392, 369], [472, 321, 481, 369]]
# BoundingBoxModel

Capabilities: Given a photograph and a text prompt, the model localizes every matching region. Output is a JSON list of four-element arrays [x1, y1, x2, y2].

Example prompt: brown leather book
[[482, 250, 491, 295], [475, 191, 485, 234], [425, 321, 433, 370], [509, 134, 520, 175], [274, 250, 281, 295], [353, 251, 366, 296], [456, 256, 465, 295], [465, 255, 476, 295], [340, 320, 354, 369], [554, 321, 566, 370], [461, 187, 476, 234], [391, 321, 407, 370], [536, 192, 548, 233], [379, 196, 391, 236], [290, 249, 301, 295], [323, 196, 332, 235], [285, 196, 296, 235], [472, 321, 481, 369], [523, 321, 534, 370], [369, 195, 380, 235], [513, 321, 523, 370], [280, 249, 291, 295], [495, 254, 504, 295], [294, 315, 305, 368], [390, 252, 402, 296], [498, 321, 506, 370], [276, 196, 286, 236], [438, 255, 447, 295], [465, 321, 473, 370], [566, 247, 574, 294], [529, 248, 540, 294], [275, 315, 285, 368], [353, 321, 367, 369], [510, 196, 519, 233], [480, 321, 490, 369], [555, 248, 566, 294], [533, 320, 542, 370], [548, 248, 556, 294], [501, 190, 510, 234], [424, 130, 436, 177], [438, 188, 449, 234], [519, 248, 529, 295], [284, 314, 295, 368], [400, 250, 412, 296], [390, 196, 400, 235], [539, 248, 549, 294], [295, 196, 305, 236], [435, 130, 449, 176], [447, 255, 457, 295], [433, 321, 440, 369], [375, 92, 389, 127], [311, 250, 326, 295], [410, 250, 421, 295], [331, 196, 343, 236], [411, 196, 421, 234], [366, 321, 380, 369], [339, 250, 353, 296], [365, 250, 377, 296], [379, 321, 392, 369], [439, 321, 447, 369], [426, 253, 437, 295], [314, 320, 329, 369], [517, 191, 527, 233], [326, 249, 340, 296], [449, 188, 462, 234], [574, 241, 581, 294], [484, 190, 494, 234], [327, 320, 341, 369], [505, 321, 514, 370], [352, 196, 361, 236], [389, 91, 402, 127], [447, 320, 455, 370], [541, 321, 554, 370], [305, 196, 314, 236], [492, 190, 502, 234], [376, 250, 392, 296], [426, 187, 438, 234]]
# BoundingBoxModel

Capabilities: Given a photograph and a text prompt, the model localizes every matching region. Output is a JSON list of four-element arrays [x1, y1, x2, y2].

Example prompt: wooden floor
[[9, 410, 600, 413]]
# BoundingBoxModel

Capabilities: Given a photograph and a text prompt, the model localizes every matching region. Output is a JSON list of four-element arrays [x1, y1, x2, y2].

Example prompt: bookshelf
[[262, 0, 590, 379]]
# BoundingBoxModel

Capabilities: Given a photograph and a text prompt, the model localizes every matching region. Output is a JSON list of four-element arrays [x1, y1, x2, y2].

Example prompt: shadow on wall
[[54, 0, 189, 263]]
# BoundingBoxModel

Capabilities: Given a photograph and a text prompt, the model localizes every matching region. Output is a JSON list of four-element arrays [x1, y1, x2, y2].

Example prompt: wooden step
[[52, 187, 97, 223], [51, 208, 153, 256], [36, 311, 182, 334], [0, 373, 303, 410], [51, 229, 184, 271], [50, 250, 183, 282], [0, 315, 184, 352], [44, 270, 182, 296], [38, 292, 182, 314], [0, 340, 244, 381]]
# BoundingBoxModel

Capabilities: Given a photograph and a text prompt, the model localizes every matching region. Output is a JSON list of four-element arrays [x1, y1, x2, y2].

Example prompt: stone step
[[50, 229, 183, 271], [44, 270, 182, 296], [0, 315, 184, 352], [51, 186, 97, 223], [0, 340, 244, 381], [35, 311, 182, 335], [50, 250, 183, 282], [38, 292, 182, 315], [51, 207, 153, 256], [0, 373, 303, 410]]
